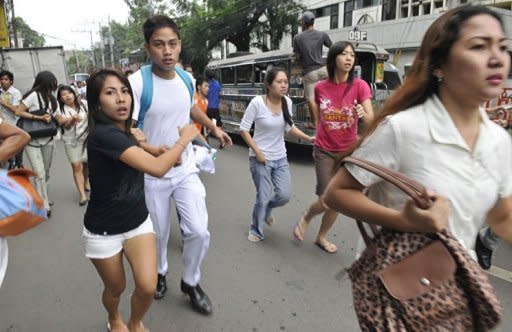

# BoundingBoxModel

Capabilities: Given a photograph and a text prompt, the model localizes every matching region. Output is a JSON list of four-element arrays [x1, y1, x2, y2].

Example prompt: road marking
[[487, 266, 512, 283]]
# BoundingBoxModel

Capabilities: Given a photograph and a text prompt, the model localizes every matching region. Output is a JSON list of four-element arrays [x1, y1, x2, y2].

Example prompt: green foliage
[[90, 0, 302, 74], [66, 51, 93, 74], [14, 17, 45, 48], [177, 0, 303, 73]]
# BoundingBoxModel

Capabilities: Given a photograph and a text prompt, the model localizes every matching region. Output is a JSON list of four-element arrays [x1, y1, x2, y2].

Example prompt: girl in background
[[55, 85, 90, 205], [16, 71, 58, 217], [240, 67, 314, 242], [294, 41, 374, 253]]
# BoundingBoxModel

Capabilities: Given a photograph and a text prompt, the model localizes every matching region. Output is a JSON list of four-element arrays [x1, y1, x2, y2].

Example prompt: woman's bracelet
[[176, 140, 186, 148], [31, 114, 35, 120]]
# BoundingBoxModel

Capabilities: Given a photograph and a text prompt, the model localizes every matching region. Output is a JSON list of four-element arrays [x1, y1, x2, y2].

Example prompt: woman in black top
[[84, 69, 198, 332]]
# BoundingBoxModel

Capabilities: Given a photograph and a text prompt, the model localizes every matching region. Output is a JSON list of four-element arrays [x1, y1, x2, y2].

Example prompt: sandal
[[293, 216, 308, 241], [314, 240, 338, 254], [248, 234, 263, 242]]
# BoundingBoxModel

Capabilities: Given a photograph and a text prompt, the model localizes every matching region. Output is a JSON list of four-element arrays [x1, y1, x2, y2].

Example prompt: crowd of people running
[[0, 4, 512, 331]]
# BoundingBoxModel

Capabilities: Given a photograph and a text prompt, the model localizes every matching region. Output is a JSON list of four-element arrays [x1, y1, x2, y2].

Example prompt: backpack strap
[[137, 65, 153, 129], [137, 64, 207, 150], [175, 66, 194, 103], [137, 65, 194, 130]]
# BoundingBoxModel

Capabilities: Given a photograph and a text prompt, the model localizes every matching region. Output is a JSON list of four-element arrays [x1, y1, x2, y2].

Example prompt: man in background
[[293, 11, 332, 127], [205, 69, 222, 128], [0, 70, 23, 169]]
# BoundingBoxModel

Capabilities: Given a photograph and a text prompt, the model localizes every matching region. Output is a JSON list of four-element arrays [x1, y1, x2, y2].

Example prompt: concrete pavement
[[0, 139, 510, 331]]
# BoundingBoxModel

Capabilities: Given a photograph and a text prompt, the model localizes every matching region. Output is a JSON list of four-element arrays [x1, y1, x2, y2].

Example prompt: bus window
[[236, 65, 253, 83], [355, 52, 375, 84], [383, 62, 402, 90], [254, 63, 267, 83], [221, 67, 235, 84]]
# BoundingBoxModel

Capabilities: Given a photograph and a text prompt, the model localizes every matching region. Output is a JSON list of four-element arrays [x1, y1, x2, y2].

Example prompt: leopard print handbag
[[342, 157, 503, 332]]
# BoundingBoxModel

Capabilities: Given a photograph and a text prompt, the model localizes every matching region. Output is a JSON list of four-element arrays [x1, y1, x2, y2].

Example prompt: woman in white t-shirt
[[240, 67, 314, 242], [55, 85, 89, 205], [16, 71, 58, 216], [324, 6, 512, 271]]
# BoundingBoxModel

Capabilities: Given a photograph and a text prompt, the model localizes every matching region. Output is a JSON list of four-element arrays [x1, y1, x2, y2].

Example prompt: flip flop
[[248, 234, 263, 242], [315, 240, 338, 254]]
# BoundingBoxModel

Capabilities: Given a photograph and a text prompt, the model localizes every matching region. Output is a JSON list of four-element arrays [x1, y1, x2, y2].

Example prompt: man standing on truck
[[0, 70, 23, 169], [293, 11, 332, 128]]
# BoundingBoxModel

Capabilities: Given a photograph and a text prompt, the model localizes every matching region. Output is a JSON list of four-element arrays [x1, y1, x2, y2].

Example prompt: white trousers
[[25, 142, 54, 210], [144, 173, 210, 286]]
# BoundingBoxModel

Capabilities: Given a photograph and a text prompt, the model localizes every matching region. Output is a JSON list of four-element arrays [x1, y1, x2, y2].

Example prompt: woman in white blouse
[[55, 85, 89, 205], [324, 5, 512, 261]]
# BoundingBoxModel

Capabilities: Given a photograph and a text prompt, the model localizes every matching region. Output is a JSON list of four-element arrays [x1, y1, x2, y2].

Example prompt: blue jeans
[[249, 157, 291, 239]]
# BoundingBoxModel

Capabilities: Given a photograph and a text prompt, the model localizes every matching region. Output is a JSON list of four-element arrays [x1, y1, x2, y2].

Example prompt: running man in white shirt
[[129, 15, 232, 315]]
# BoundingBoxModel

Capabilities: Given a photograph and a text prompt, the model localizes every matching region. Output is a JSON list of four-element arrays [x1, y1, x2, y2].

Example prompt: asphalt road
[[0, 138, 510, 332]]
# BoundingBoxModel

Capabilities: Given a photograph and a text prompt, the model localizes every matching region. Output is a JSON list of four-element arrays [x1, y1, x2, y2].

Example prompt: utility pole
[[9, 0, 18, 47], [72, 28, 97, 67], [108, 16, 114, 67], [73, 49, 81, 72], [98, 23, 105, 68], [89, 30, 96, 67]]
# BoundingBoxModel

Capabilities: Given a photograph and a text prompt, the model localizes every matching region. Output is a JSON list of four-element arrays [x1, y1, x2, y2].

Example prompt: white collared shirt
[[346, 95, 512, 258], [0, 85, 22, 125]]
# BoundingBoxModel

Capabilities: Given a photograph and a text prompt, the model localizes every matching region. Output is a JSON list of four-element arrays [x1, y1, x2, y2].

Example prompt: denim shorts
[[82, 216, 154, 259]]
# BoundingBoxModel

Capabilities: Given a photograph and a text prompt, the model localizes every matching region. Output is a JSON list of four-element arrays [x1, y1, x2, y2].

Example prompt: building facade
[[301, 0, 512, 74]]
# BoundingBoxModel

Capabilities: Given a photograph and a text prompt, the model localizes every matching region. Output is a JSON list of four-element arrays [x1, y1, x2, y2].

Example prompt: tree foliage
[[177, 0, 303, 73], [91, 0, 302, 73], [14, 17, 45, 48]]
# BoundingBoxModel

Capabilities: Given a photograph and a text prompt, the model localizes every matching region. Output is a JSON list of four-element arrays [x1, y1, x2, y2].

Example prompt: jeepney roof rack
[[208, 43, 390, 69]]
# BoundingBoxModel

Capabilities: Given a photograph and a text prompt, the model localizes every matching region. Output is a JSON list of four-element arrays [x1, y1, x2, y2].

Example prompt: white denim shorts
[[82, 216, 154, 259]]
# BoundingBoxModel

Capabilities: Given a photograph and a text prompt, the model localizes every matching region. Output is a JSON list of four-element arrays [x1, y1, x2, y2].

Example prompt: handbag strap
[[342, 156, 432, 246]]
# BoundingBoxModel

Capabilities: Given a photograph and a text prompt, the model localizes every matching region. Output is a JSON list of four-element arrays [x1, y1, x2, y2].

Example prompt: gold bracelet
[[31, 114, 35, 120], [176, 141, 186, 148]]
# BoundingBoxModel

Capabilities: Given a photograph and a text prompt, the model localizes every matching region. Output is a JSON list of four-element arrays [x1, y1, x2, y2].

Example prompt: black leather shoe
[[154, 274, 167, 299], [475, 235, 493, 270], [180, 279, 213, 315]]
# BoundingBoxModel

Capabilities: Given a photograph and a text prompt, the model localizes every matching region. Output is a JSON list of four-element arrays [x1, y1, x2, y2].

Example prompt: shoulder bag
[[17, 93, 58, 139], [342, 156, 503, 332]]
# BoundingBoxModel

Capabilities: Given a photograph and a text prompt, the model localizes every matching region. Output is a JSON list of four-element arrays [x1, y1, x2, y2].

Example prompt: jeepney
[[206, 43, 400, 145]]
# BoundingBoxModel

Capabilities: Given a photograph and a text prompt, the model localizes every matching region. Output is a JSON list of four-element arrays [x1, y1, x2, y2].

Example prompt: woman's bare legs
[[91, 253, 128, 332], [294, 198, 338, 253], [123, 233, 157, 332], [71, 162, 87, 202], [83, 162, 90, 192]]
